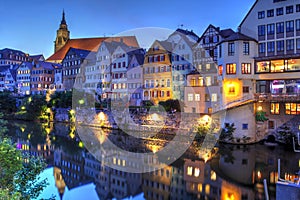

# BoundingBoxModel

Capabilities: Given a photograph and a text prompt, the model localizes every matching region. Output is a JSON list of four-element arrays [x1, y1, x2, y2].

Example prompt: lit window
[[197, 184, 202, 192], [218, 65, 223, 75], [206, 77, 211, 86], [271, 103, 280, 115], [210, 171, 216, 181], [194, 168, 200, 177], [205, 185, 210, 195], [187, 166, 193, 176], [211, 93, 217, 102], [241, 63, 251, 74], [188, 93, 193, 102], [226, 63, 236, 74]]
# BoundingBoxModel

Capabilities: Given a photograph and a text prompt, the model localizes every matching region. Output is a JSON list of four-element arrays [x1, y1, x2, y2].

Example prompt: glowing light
[[187, 166, 193, 176], [194, 168, 200, 177], [69, 109, 75, 115], [151, 113, 160, 121], [69, 132, 75, 139], [20, 127, 25, 132], [78, 141, 84, 148], [27, 134, 31, 139], [226, 193, 235, 200], [257, 170, 262, 179], [78, 99, 85, 105], [21, 106, 26, 110], [98, 112, 106, 121], [257, 106, 263, 111]]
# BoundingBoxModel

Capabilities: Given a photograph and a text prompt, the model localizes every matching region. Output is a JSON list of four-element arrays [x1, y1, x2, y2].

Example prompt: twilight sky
[[0, 0, 255, 58]]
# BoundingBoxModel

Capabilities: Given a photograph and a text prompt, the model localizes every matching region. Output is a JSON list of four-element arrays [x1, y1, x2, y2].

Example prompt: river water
[[6, 120, 300, 200]]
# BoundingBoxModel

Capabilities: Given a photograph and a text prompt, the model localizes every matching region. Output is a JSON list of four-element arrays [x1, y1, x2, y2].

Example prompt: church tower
[[54, 10, 70, 53]]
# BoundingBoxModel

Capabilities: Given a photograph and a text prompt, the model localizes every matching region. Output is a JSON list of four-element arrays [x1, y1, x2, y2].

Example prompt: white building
[[16, 61, 33, 95]]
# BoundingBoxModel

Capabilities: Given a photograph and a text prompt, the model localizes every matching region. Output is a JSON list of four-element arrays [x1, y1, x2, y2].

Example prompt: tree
[[0, 91, 17, 114], [0, 112, 48, 199]]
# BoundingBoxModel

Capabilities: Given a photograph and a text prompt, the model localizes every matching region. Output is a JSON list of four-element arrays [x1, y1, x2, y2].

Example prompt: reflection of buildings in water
[[53, 167, 66, 200], [84, 152, 143, 200], [184, 159, 221, 200], [54, 147, 90, 190], [142, 166, 173, 200], [170, 160, 194, 200], [221, 180, 254, 200]]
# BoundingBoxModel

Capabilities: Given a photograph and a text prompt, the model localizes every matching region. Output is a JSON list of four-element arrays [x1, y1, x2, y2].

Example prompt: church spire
[[61, 10, 66, 25], [54, 10, 70, 53]]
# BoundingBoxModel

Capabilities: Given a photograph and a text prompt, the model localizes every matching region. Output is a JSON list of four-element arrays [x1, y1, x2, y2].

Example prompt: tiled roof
[[219, 29, 235, 38], [47, 36, 139, 62], [221, 32, 256, 43]]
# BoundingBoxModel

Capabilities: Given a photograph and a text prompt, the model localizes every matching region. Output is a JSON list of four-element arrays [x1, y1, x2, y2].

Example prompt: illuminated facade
[[238, 0, 300, 134], [30, 61, 56, 94], [143, 40, 173, 104]]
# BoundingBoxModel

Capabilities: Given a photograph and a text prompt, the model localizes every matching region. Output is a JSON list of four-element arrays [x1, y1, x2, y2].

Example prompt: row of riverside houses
[[1, 0, 300, 141]]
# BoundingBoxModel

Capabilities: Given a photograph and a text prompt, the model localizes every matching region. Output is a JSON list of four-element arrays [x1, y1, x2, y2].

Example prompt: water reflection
[[6, 121, 300, 200]]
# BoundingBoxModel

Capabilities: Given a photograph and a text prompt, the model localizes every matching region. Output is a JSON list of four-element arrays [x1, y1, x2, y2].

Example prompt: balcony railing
[[254, 93, 300, 102]]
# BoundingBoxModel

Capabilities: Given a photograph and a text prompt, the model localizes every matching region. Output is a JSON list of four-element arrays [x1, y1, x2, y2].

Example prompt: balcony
[[254, 93, 300, 102]]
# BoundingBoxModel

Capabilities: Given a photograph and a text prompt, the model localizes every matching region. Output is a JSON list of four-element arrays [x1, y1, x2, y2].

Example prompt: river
[[6, 120, 300, 200]]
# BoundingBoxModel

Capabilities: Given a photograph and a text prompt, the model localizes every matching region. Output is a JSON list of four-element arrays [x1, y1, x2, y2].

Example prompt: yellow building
[[143, 40, 173, 104]]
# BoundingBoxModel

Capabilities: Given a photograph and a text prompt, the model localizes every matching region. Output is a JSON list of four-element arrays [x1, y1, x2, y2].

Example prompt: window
[[242, 124, 248, 130], [285, 103, 300, 115], [267, 41, 275, 52], [267, 24, 275, 35], [276, 7, 283, 15], [271, 103, 280, 114], [297, 38, 300, 50], [243, 42, 250, 55], [268, 121, 275, 129], [259, 43, 266, 53], [226, 63, 236, 74], [267, 9, 274, 17], [277, 40, 284, 52], [188, 93, 193, 101], [258, 25, 265, 36], [297, 4, 300, 12], [296, 19, 300, 31], [195, 94, 200, 101], [286, 5, 293, 14], [205, 94, 210, 102], [258, 11, 265, 19], [211, 93, 217, 102], [286, 39, 294, 51], [218, 65, 223, 76], [241, 63, 251, 74], [286, 20, 294, 32], [219, 44, 222, 58], [243, 86, 250, 93], [228, 42, 235, 56], [206, 76, 211, 86]]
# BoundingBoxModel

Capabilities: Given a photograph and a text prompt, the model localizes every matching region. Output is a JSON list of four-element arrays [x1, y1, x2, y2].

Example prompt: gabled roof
[[47, 36, 139, 62], [198, 24, 234, 42], [221, 32, 256, 43], [18, 61, 34, 70], [30, 54, 45, 61], [0, 48, 27, 56], [239, 0, 259, 29], [47, 38, 106, 62], [174, 28, 199, 41], [157, 40, 173, 52]]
